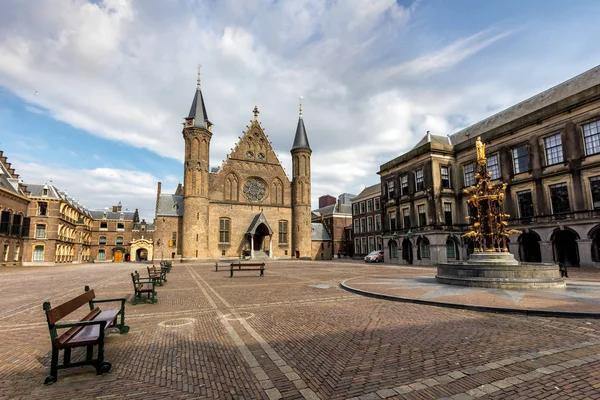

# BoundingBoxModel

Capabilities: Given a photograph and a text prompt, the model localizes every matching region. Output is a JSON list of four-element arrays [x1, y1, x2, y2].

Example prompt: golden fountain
[[435, 137, 565, 289], [462, 136, 521, 253]]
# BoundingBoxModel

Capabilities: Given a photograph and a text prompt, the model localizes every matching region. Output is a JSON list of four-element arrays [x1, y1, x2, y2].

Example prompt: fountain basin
[[436, 253, 565, 289]]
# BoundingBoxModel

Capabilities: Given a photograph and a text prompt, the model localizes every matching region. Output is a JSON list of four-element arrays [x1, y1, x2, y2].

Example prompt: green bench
[[131, 271, 157, 305], [42, 286, 128, 384]]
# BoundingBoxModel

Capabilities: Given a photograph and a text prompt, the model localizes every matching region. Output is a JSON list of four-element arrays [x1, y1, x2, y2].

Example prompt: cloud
[[380, 29, 516, 81], [13, 160, 159, 220], [1, 0, 588, 214]]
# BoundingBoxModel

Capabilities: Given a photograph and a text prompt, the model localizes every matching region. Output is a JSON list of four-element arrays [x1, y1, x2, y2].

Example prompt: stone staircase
[[252, 250, 270, 260]]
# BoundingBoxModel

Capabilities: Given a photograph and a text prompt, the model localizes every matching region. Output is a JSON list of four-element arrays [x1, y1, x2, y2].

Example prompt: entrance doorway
[[518, 231, 542, 262], [136, 248, 148, 261], [114, 251, 123, 263], [402, 239, 413, 264], [552, 229, 580, 267]]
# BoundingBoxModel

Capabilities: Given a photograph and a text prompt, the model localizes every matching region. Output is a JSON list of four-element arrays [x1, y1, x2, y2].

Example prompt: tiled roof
[[0, 161, 25, 197], [312, 203, 352, 216], [352, 184, 381, 201], [311, 223, 331, 241], [156, 194, 184, 217]]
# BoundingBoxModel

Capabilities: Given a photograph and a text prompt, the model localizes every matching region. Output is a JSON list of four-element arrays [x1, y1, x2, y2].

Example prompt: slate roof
[[312, 203, 352, 217], [292, 115, 311, 151], [0, 161, 25, 197], [352, 184, 381, 202], [156, 194, 184, 217], [311, 223, 331, 241], [245, 212, 274, 235], [412, 132, 452, 149], [89, 210, 136, 220], [24, 182, 94, 217], [187, 85, 212, 129], [133, 222, 155, 231], [450, 64, 600, 145]]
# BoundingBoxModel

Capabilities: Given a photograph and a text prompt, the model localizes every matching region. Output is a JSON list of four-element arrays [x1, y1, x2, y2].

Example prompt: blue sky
[[1, 0, 600, 221]]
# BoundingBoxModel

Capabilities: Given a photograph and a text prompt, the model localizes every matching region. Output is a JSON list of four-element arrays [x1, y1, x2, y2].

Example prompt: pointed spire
[[292, 96, 311, 151], [186, 64, 212, 129]]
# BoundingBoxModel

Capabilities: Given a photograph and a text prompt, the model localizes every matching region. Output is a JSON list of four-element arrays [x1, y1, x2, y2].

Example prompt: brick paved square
[[0, 260, 599, 399]]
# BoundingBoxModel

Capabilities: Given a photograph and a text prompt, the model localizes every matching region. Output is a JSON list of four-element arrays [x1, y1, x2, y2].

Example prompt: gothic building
[[153, 77, 313, 260]]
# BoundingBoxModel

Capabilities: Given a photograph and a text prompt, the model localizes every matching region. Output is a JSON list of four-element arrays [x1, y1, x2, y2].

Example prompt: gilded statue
[[462, 137, 520, 252], [476, 136, 486, 165]]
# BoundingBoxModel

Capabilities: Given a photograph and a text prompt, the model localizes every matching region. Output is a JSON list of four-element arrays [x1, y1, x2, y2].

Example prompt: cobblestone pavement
[[0, 261, 599, 399]]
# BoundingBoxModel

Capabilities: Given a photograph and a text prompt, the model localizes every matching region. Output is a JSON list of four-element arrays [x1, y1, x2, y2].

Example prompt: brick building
[[88, 204, 137, 262], [351, 184, 383, 258], [312, 194, 353, 257], [23, 183, 93, 266], [153, 76, 313, 260], [0, 151, 29, 266], [380, 64, 600, 268]]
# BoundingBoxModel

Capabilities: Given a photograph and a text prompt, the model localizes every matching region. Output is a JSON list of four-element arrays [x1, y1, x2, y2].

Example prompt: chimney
[[112, 206, 118, 212], [117, 201, 122, 212]]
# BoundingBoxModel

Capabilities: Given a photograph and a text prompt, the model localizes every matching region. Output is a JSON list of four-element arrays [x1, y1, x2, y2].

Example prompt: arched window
[[225, 174, 239, 201], [33, 245, 44, 262], [98, 250, 106, 261], [116, 236, 124, 245], [420, 238, 431, 259], [35, 224, 46, 239], [99, 236, 107, 245], [446, 237, 458, 259]]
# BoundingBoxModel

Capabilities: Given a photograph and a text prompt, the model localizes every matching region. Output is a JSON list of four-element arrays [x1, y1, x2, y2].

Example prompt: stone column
[[577, 239, 593, 267], [269, 235, 273, 258], [250, 234, 255, 259], [540, 241, 554, 263]]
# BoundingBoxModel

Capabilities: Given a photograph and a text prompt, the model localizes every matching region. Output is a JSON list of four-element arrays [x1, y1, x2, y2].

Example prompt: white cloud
[[14, 160, 159, 220], [0, 0, 592, 214]]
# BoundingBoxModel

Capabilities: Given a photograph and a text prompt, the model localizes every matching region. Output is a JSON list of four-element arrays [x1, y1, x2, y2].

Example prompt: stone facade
[[312, 197, 353, 257], [0, 152, 29, 267], [379, 65, 600, 268], [89, 206, 136, 262], [153, 81, 312, 261]]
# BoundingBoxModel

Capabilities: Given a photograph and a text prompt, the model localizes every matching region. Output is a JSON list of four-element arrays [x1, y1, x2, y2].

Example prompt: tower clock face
[[243, 178, 266, 201]]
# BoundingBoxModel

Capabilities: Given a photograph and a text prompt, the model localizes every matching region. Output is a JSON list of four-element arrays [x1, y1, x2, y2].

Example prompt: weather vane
[[197, 63, 201, 87], [299, 95, 303, 116]]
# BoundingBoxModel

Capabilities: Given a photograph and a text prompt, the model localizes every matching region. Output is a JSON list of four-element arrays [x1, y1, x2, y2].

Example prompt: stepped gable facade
[[154, 78, 312, 260]]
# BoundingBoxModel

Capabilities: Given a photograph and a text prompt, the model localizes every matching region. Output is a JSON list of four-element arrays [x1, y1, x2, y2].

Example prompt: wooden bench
[[131, 271, 157, 305], [160, 260, 172, 272], [147, 266, 166, 285], [42, 286, 129, 384], [229, 262, 265, 278]]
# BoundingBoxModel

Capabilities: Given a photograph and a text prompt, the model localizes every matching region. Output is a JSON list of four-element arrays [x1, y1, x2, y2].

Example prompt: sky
[[1, 0, 600, 221]]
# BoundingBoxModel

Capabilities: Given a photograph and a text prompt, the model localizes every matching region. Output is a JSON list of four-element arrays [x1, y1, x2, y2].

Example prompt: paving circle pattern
[[343, 274, 600, 316]]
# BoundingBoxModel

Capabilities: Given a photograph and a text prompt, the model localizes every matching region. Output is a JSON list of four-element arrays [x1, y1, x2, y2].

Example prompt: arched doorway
[[136, 248, 148, 261], [402, 238, 413, 264], [388, 239, 398, 260], [245, 212, 274, 258], [589, 224, 600, 262], [113, 248, 124, 263], [518, 231, 541, 262], [551, 228, 580, 267]]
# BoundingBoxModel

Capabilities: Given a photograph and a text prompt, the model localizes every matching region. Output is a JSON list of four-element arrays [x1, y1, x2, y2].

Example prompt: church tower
[[291, 98, 312, 259], [182, 69, 212, 259]]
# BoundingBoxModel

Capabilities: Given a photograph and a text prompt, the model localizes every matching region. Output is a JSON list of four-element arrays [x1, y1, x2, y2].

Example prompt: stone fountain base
[[436, 252, 565, 289]]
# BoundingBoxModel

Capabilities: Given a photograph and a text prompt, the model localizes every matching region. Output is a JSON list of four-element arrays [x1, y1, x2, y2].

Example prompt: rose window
[[243, 178, 266, 202]]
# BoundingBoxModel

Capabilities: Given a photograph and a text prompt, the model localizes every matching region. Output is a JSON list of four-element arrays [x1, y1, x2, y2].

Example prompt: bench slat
[[46, 290, 95, 326]]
